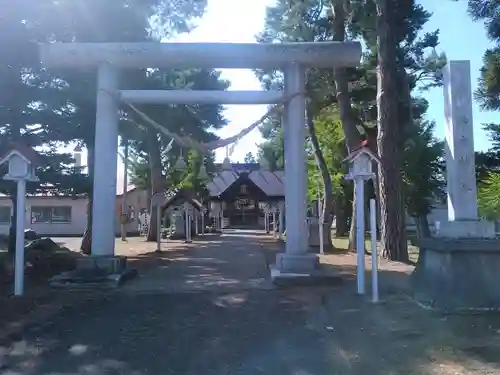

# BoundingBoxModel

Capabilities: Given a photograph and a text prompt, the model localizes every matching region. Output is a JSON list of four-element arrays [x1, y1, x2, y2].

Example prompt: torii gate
[[39, 41, 361, 273]]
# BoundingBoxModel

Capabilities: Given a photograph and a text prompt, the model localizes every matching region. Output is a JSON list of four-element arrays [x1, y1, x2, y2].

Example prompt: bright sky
[[112, 0, 499, 193], [173, 0, 270, 163], [418, 0, 497, 151]]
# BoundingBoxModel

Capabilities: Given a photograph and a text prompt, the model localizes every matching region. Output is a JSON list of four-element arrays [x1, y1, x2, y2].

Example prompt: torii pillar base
[[275, 253, 319, 273]]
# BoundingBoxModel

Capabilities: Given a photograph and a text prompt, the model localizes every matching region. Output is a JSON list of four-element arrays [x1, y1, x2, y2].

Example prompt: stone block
[[275, 253, 319, 273], [412, 238, 500, 310], [307, 221, 333, 250], [437, 219, 495, 239], [76, 255, 127, 274]]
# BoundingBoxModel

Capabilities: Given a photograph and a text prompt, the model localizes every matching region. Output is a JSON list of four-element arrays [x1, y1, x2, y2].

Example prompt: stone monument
[[413, 60, 500, 310]]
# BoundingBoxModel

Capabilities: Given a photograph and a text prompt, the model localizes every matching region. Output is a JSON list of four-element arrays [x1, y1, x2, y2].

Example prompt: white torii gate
[[40, 41, 361, 273]]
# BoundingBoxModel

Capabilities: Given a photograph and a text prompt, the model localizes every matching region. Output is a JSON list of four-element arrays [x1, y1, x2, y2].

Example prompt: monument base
[[412, 238, 500, 311], [437, 219, 495, 239], [49, 255, 137, 289], [77, 255, 127, 274], [270, 253, 344, 287], [275, 253, 319, 273]]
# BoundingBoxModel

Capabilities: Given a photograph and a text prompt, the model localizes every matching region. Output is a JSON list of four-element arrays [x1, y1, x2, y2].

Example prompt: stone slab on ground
[[76, 255, 128, 274], [49, 268, 138, 289], [274, 252, 320, 273], [269, 264, 343, 287]]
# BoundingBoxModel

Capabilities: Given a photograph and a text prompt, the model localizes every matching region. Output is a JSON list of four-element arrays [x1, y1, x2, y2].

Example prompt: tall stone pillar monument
[[413, 60, 500, 310], [440, 60, 494, 236]]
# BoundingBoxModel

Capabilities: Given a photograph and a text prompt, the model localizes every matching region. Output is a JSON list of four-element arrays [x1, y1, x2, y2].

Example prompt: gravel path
[[0, 231, 339, 375]]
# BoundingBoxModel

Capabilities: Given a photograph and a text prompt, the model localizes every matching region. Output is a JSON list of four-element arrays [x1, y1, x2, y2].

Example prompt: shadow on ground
[[124, 234, 272, 293], [0, 231, 500, 374]]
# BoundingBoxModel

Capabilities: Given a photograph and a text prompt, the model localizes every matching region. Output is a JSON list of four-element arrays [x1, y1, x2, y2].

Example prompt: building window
[[240, 185, 248, 194], [0, 207, 11, 224], [31, 206, 72, 224]]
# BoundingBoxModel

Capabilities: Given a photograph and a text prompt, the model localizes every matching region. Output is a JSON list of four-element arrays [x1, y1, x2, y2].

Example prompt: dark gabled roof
[[161, 188, 202, 211], [206, 169, 285, 198]]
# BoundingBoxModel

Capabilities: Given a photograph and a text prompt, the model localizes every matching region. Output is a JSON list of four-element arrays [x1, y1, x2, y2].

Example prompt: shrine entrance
[[230, 200, 260, 228], [39, 41, 361, 273]]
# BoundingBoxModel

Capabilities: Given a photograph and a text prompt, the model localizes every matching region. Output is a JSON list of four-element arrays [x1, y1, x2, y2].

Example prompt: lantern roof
[[0, 143, 41, 167], [342, 140, 380, 165]]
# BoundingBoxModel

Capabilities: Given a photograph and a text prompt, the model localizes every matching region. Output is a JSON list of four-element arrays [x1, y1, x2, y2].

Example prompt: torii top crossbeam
[[39, 42, 362, 69]]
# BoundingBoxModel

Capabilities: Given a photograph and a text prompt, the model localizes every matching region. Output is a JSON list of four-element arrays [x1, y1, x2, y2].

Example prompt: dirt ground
[[1, 234, 500, 374], [253, 235, 500, 374]]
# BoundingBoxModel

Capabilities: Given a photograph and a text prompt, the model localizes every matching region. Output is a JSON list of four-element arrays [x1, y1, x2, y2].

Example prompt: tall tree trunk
[[306, 105, 334, 250], [146, 130, 164, 242], [81, 144, 95, 255], [376, 0, 408, 262], [330, 0, 362, 250], [334, 192, 350, 237], [415, 215, 431, 239]]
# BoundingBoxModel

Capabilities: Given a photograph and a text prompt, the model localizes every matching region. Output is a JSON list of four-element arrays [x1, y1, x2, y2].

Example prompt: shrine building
[[206, 161, 285, 228]]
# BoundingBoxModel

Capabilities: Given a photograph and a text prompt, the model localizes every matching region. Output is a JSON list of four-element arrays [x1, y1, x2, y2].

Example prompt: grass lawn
[[331, 235, 420, 263]]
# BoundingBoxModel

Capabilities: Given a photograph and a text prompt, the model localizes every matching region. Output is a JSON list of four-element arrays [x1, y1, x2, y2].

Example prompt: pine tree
[[257, 0, 445, 259], [0, 0, 214, 253], [244, 152, 257, 164]]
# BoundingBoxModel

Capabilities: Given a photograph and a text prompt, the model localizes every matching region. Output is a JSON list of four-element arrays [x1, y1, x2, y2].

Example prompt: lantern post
[[343, 142, 380, 297], [0, 146, 40, 296]]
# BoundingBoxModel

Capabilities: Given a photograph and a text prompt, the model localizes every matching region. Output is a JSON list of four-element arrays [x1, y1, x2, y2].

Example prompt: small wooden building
[[161, 188, 204, 238], [161, 189, 203, 214]]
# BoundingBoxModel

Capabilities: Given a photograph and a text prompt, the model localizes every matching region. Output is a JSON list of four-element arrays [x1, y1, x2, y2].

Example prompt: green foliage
[[120, 151, 151, 192], [244, 152, 257, 164], [402, 120, 445, 217], [307, 108, 347, 201], [475, 150, 500, 181], [467, 1, 500, 110], [478, 172, 500, 220], [475, 121, 500, 183], [349, 1, 446, 132], [177, 149, 216, 193], [0, 0, 212, 194], [483, 122, 500, 151], [123, 67, 228, 197]]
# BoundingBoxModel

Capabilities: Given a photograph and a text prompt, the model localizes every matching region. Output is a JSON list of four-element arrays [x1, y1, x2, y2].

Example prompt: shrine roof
[[206, 169, 284, 198], [161, 189, 202, 211]]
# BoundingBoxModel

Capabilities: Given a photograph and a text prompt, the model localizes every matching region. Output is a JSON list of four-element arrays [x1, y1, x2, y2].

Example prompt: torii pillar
[[91, 64, 120, 258], [275, 63, 318, 273]]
